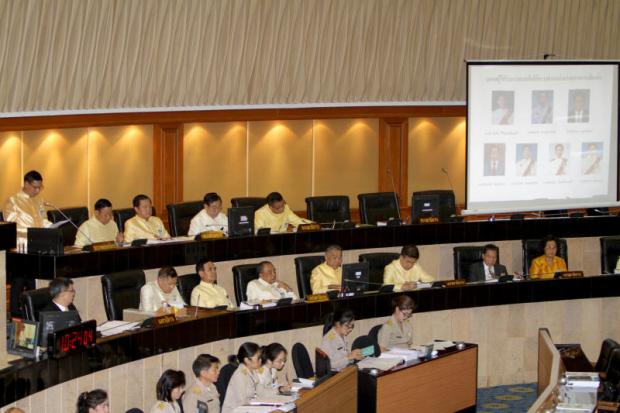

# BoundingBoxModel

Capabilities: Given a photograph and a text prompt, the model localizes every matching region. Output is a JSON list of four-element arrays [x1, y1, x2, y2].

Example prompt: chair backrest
[[305, 196, 351, 223], [352, 334, 381, 357], [359, 253, 400, 286], [217, 362, 238, 406], [47, 206, 89, 246], [357, 192, 399, 225], [125, 409, 144, 413], [294, 255, 325, 299], [166, 201, 203, 236], [0, 210, 4, 221], [101, 270, 146, 320], [231, 263, 260, 305], [368, 324, 383, 342], [177, 273, 201, 305], [113, 207, 157, 232], [600, 236, 620, 274], [606, 347, 620, 386], [595, 338, 620, 373], [453, 246, 490, 280], [230, 197, 266, 212], [20, 287, 52, 321], [522, 238, 568, 274], [315, 347, 332, 377], [292, 342, 315, 379]]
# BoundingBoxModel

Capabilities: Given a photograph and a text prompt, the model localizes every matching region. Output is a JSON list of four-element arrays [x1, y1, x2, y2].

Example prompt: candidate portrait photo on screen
[[491, 91, 514, 125], [532, 90, 554, 124], [581, 142, 603, 175], [483, 143, 506, 176], [515, 143, 537, 176], [568, 89, 590, 123], [549, 143, 569, 176]]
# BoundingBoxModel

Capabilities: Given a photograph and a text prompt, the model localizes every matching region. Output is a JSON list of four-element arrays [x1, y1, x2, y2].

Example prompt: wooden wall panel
[[379, 118, 408, 207], [0, 132, 22, 206], [153, 124, 184, 224]]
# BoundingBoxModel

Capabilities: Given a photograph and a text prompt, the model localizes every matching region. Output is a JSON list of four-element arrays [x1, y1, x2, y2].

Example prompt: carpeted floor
[[477, 383, 538, 413]]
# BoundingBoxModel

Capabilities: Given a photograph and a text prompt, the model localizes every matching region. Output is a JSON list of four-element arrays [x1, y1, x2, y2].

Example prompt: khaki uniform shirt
[[221, 365, 260, 413], [139, 281, 185, 312], [254, 204, 310, 233], [149, 401, 181, 413], [3, 190, 51, 239], [74, 217, 119, 247], [188, 210, 228, 236], [124, 215, 170, 243], [256, 366, 283, 394], [310, 263, 342, 294], [190, 281, 233, 309], [320, 327, 350, 371], [246, 278, 297, 302], [182, 380, 220, 413], [383, 259, 434, 291], [377, 314, 414, 349]]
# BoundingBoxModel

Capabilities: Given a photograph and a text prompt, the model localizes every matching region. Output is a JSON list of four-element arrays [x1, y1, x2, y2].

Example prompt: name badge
[[197, 400, 208, 413]]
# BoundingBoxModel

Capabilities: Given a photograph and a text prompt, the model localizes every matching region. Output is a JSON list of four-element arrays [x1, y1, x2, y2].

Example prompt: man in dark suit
[[568, 92, 589, 123], [484, 144, 505, 176], [40, 277, 80, 319], [467, 244, 508, 282]]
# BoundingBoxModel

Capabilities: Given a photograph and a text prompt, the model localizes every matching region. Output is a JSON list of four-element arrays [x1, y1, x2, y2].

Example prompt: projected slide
[[465, 62, 619, 214]]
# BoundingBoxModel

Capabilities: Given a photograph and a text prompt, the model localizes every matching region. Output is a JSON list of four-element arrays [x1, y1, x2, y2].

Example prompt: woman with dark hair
[[188, 192, 228, 236], [77, 389, 109, 413], [149, 369, 185, 413], [258, 343, 291, 393], [222, 342, 265, 413], [378, 295, 415, 350], [319, 309, 363, 371], [529, 235, 567, 279]]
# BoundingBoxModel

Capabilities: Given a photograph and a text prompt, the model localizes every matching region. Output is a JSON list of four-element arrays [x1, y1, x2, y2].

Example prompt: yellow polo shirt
[[383, 259, 434, 291], [124, 215, 169, 243], [254, 204, 310, 233], [310, 263, 342, 294]]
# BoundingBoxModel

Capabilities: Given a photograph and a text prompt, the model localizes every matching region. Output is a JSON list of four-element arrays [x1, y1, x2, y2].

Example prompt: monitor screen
[[27, 228, 64, 255], [38, 310, 81, 348], [227, 207, 254, 237], [341, 262, 370, 293], [7, 318, 39, 358]]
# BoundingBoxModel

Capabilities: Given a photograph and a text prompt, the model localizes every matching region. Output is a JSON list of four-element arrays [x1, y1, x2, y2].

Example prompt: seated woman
[[529, 235, 568, 279], [149, 369, 185, 413], [319, 309, 363, 371], [77, 389, 109, 413], [222, 342, 271, 413], [257, 343, 291, 394], [377, 295, 415, 351]]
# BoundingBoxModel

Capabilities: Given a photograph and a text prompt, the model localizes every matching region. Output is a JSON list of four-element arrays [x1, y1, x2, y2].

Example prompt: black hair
[[539, 234, 559, 254], [257, 260, 273, 274], [327, 308, 355, 328], [132, 194, 151, 208], [24, 170, 42, 183], [195, 258, 209, 274], [203, 192, 222, 206], [400, 245, 420, 259], [236, 342, 261, 364], [94, 198, 112, 211], [266, 192, 283, 206], [192, 354, 220, 378], [49, 277, 74, 299], [391, 295, 415, 312], [76, 389, 107, 413], [158, 266, 178, 279], [260, 343, 287, 364], [482, 243, 499, 255], [156, 369, 186, 402]]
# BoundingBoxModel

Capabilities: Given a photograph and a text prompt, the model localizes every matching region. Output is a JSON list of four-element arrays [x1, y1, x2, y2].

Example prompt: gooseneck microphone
[[44, 201, 94, 245], [441, 168, 455, 194]]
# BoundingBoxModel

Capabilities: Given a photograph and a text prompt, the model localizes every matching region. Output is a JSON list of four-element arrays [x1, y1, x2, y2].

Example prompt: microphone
[[385, 137, 403, 223], [441, 168, 455, 194], [44, 201, 94, 246]]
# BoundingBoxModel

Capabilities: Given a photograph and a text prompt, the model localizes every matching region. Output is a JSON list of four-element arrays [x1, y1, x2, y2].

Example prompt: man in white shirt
[[245, 261, 297, 303], [140, 266, 186, 312], [190, 258, 233, 309], [188, 192, 228, 236]]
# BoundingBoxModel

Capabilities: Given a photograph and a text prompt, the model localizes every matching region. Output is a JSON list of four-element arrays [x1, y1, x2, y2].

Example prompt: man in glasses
[[41, 277, 81, 321]]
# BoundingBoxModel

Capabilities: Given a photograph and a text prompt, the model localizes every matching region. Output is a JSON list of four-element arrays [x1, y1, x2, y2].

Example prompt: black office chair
[[113, 207, 157, 233], [176, 273, 201, 305], [522, 238, 568, 274], [166, 201, 203, 236], [47, 206, 89, 246], [359, 253, 399, 286], [352, 334, 381, 357], [305, 196, 351, 223], [315, 347, 332, 377], [20, 287, 52, 321], [453, 246, 491, 280], [368, 324, 383, 342], [217, 361, 238, 406], [101, 270, 146, 320], [125, 409, 144, 413], [595, 338, 620, 373], [323, 313, 333, 336], [604, 350, 620, 393], [600, 236, 620, 274], [232, 263, 260, 305], [0, 210, 4, 221], [230, 197, 266, 212], [294, 255, 324, 299], [357, 192, 400, 225], [292, 342, 315, 379]]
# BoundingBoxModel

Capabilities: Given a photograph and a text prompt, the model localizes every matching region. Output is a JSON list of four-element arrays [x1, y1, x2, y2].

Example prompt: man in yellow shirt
[[74, 198, 123, 248], [191, 258, 233, 309], [3, 170, 52, 240], [254, 192, 311, 233], [310, 245, 343, 294], [383, 245, 434, 291], [124, 194, 170, 243]]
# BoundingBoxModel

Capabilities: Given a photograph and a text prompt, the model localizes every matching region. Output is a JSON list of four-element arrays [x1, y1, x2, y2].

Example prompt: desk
[[358, 344, 477, 413], [0, 223, 16, 251], [295, 365, 357, 413]]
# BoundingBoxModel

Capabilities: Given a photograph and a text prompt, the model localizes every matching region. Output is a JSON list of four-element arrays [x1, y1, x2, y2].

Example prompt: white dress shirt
[[246, 278, 297, 302], [187, 210, 228, 236], [139, 281, 185, 312]]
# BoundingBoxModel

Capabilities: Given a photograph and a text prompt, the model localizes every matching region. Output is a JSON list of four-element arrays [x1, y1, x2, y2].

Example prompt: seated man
[[191, 258, 233, 309], [467, 244, 507, 282], [310, 245, 343, 294], [41, 277, 81, 320], [383, 245, 434, 291], [246, 261, 297, 302], [74, 198, 123, 247], [254, 192, 311, 233], [124, 194, 170, 243], [140, 266, 185, 312], [188, 192, 228, 236]]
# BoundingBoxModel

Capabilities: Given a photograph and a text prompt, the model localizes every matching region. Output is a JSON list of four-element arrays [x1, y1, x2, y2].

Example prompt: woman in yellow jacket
[[529, 235, 567, 279]]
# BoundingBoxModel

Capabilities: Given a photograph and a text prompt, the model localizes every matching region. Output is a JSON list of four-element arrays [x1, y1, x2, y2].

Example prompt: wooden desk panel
[[296, 365, 357, 413]]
